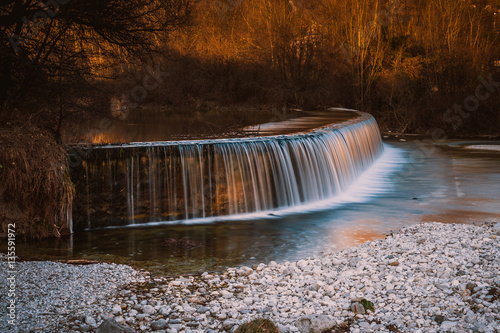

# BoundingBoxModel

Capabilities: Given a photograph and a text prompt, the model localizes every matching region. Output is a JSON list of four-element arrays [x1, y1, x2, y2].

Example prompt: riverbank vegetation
[[160, 0, 500, 135], [1, 0, 499, 237], [0, 124, 73, 237], [2, 0, 499, 139]]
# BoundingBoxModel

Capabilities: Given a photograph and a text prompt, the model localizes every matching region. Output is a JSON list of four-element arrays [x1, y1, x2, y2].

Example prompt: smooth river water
[[19, 139, 500, 275]]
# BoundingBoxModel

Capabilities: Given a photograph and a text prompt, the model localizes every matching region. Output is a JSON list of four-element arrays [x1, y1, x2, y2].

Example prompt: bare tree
[[0, 0, 192, 139]]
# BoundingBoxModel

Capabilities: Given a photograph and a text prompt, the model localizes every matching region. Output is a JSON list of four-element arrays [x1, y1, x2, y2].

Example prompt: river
[[18, 138, 500, 275]]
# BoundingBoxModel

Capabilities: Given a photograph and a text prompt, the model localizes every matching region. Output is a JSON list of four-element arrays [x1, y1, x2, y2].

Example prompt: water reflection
[[85, 108, 358, 144], [327, 219, 386, 250], [88, 107, 296, 144]]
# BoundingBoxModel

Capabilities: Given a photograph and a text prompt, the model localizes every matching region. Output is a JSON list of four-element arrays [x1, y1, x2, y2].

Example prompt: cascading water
[[69, 112, 384, 230]]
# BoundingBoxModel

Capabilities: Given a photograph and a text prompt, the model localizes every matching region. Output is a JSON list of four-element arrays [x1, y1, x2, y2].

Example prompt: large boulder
[[150, 319, 169, 331]]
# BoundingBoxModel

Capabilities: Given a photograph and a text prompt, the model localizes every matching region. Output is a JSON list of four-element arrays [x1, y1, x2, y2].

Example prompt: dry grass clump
[[235, 318, 280, 333], [0, 123, 74, 238]]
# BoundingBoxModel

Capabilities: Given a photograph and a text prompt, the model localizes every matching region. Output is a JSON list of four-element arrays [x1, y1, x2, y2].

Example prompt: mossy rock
[[360, 299, 375, 312]]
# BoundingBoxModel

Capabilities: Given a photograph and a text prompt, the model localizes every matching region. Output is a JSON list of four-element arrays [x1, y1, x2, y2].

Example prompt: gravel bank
[[0, 261, 145, 333], [2, 222, 499, 333]]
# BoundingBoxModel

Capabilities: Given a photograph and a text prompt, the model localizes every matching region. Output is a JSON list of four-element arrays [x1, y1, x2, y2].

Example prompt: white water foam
[[101, 144, 404, 229]]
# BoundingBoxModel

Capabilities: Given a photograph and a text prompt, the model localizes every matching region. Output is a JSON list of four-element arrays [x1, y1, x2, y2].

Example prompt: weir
[[69, 111, 384, 230]]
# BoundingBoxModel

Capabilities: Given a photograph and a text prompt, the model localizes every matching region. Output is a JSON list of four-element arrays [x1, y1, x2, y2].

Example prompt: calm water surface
[[19, 139, 500, 275]]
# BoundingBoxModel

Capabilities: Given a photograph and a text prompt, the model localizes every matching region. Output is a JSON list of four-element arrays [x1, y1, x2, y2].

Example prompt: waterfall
[[70, 112, 383, 229]]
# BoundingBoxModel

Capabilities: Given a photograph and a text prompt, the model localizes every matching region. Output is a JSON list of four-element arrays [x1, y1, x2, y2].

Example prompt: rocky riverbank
[[1, 222, 499, 333]]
